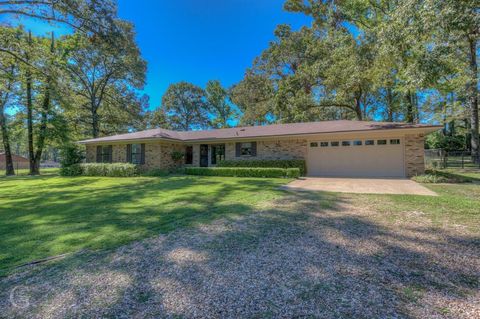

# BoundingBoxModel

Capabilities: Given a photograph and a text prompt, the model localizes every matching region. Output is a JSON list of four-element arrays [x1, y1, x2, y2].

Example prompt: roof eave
[[77, 125, 442, 145]]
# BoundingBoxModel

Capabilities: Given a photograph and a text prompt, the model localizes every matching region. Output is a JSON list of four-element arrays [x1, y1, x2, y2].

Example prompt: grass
[[353, 170, 480, 231], [0, 173, 288, 275], [0, 168, 59, 176], [412, 168, 480, 183], [1, 168, 478, 276]]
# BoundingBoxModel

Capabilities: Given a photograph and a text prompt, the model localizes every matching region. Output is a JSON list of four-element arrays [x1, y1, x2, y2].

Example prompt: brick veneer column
[[405, 134, 425, 177]]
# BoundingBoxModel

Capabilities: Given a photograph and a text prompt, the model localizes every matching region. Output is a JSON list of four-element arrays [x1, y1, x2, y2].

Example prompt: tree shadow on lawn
[[0, 190, 478, 318], [0, 175, 289, 273]]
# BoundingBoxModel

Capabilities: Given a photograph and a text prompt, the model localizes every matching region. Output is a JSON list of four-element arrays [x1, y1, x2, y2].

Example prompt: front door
[[200, 144, 209, 167]]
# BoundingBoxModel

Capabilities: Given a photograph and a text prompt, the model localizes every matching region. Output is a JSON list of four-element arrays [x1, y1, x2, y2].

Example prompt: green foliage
[[171, 150, 184, 162], [217, 159, 306, 176], [425, 131, 466, 151], [412, 169, 475, 184], [185, 167, 295, 178], [59, 163, 83, 176], [80, 163, 137, 177], [286, 168, 301, 178], [59, 144, 84, 176], [205, 80, 238, 128], [59, 144, 84, 167], [161, 82, 210, 130]]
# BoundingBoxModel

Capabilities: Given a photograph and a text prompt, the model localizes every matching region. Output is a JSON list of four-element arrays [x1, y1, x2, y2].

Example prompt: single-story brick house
[[79, 120, 441, 177], [0, 153, 29, 170]]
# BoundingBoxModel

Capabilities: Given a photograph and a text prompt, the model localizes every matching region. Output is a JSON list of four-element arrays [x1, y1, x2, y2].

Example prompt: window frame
[[353, 140, 362, 146], [100, 145, 112, 163], [341, 141, 351, 146], [185, 146, 193, 165], [377, 139, 387, 145], [330, 141, 339, 147], [211, 144, 225, 165], [240, 142, 253, 156], [365, 140, 375, 146], [130, 143, 142, 164], [310, 142, 318, 147], [320, 142, 329, 147], [390, 139, 401, 145]]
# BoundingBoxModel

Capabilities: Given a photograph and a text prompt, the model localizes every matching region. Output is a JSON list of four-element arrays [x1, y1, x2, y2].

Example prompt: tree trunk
[[353, 89, 363, 121], [405, 91, 414, 123], [467, 37, 479, 162], [92, 108, 99, 138], [0, 98, 14, 176], [386, 87, 394, 122], [26, 34, 36, 175], [31, 83, 51, 175], [31, 34, 55, 174]]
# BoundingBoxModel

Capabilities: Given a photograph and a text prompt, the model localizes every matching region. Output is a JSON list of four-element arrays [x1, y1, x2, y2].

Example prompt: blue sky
[[4, 0, 312, 110], [115, 0, 312, 109]]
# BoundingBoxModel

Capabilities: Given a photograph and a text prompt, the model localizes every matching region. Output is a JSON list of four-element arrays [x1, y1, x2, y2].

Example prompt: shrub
[[185, 167, 295, 178], [286, 168, 301, 178], [217, 159, 306, 175], [59, 144, 84, 176], [171, 151, 184, 163], [80, 163, 137, 177], [411, 169, 473, 184], [60, 164, 83, 176]]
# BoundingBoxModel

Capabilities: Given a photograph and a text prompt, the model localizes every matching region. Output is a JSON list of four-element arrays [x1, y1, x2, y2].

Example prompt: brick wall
[[405, 134, 425, 177], [86, 142, 185, 170], [224, 139, 307, 161]]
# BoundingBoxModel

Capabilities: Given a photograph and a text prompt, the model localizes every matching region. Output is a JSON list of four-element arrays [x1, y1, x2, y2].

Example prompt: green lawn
[[351, 170, 480, 232], [0, 174, 287, 275], [1, 169, 478, 277]]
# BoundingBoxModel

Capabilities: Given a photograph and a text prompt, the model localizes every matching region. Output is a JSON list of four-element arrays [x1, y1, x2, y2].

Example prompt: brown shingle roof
[[78, 120, 441, 144]]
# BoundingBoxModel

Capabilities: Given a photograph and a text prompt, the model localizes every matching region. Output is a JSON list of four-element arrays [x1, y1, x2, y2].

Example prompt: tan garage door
[[307, 138, 405, 177]]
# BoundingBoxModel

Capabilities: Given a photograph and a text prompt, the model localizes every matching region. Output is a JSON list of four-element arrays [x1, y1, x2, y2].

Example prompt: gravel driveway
[[1, 191, 478, 318]]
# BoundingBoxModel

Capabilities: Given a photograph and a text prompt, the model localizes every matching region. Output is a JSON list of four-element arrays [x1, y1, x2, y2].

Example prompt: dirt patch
[[0, 192, 478, 318]]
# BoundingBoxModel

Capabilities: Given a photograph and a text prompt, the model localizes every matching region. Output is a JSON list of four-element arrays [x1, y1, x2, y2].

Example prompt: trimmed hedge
[[217, 159, 306, 176], [185, 167, 300, 178], [59, 164, 83, 176], [81, 163, 137, 177]]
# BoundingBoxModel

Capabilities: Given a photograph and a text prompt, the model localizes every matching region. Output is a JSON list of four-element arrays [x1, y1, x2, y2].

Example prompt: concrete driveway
[[283, 177, 437, 196]]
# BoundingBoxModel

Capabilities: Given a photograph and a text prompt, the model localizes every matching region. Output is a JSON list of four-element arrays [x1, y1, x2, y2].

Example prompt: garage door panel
[[307, 140, 405, 177]]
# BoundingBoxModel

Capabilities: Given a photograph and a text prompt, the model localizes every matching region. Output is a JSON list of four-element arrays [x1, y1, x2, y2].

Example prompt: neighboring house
[[78, 120, 441, 177], [0, 153, 29, 170]]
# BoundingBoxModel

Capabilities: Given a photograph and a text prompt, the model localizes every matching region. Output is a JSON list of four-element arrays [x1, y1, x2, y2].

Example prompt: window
[[320, 142, 329, 147], [310, 142, 318, 147], [390, 139, 401, 145], [365, 140, 375, 145], [353, 140, 362, 146], [211, 144, 225, 165], [185, 146, 193, 164], [342, 141, 351, 146], [377, 139, 387, 145], [241, 142, 252, 156], [331, 141, 339, 147], [97, 145, 112, 163], [130, 144, 142, 164]]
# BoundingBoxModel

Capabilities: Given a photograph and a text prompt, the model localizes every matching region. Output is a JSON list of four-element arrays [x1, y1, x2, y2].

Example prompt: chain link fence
[[425, 149, 480, 169]]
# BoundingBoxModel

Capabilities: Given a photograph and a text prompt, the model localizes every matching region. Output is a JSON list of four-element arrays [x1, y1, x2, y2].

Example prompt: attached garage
[[307, 138, 405, 177]]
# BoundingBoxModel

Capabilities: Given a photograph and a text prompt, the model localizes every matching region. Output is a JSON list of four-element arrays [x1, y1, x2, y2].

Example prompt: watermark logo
[[9, 286, 31, 309]]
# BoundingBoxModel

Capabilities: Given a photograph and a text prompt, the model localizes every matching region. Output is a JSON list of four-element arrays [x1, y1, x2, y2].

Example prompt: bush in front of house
[[286, 168, 301, 178], [60, 163, 83, 176], [184, 167, 299, 178], [59, 144, 84, 176], [412, 169, 474, 184], [80, 163, 138, 177], [217, 159, 306, 176]]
